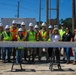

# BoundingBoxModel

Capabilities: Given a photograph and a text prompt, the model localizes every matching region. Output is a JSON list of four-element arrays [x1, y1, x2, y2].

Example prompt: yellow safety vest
[[17, 35, 25, 50], [27, 30, 36, 41], [59, 29, 66, 40], [2, 31, 12, 41], [40, 30, 47, 41]]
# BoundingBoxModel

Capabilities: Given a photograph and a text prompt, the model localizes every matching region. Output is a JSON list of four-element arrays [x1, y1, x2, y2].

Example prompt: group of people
[[0, 20, 76, 65]]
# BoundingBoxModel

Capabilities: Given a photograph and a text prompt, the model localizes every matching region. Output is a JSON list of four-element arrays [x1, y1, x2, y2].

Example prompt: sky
[[0, 0, 72, 22]]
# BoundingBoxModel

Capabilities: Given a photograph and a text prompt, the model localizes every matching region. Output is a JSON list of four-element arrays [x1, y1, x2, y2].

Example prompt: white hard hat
[[12, 20, 16, 24], [48, 25, 53, 29], [5, 25, 10, 30], [34, 25, 39, 29], [29, 23, 33, 27], [0, 23, 3, 26], [21, 22, 25, 26], [41, 22, 46, 26], [18, 28, 23, 32], [54, 25, 58, 28]]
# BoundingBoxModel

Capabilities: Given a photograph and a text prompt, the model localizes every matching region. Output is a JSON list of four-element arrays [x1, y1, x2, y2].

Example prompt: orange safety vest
[[22, 31, 27, 37], [36, 32, 40, 41], [10, 27, 18, 41], [22, 30, 27, 41]]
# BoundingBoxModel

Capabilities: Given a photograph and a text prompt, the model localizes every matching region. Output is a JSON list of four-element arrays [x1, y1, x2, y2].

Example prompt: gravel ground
[[0, 59, 76, 75]]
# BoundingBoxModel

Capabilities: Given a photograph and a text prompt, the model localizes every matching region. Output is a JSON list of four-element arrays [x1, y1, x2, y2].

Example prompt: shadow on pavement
[[51, 68, 75, 72], [7, 69, 36, 72]]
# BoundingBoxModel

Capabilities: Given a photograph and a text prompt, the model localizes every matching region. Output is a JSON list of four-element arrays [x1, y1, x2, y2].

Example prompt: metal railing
[[0, 41, 75, 47]]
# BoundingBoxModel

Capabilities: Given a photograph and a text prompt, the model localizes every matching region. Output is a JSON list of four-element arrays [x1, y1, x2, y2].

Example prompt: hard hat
[[34, 25, 39, 29], [0, 23, 3, 26], [48, 25, 53, 29], [41, 22, 46, 26], [21, 22, 25, 26], [5, 25, 10, 30], [54, 25, 58, 28], [12, 20, 16, 24], [18, 28, 23, 32], [54, 28, 58, 31], [29, 23, 33, 27]]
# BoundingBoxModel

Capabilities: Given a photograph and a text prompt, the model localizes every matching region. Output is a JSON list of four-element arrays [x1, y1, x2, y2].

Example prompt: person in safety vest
[[10, 20, 18, 60], [59, 23, 66, 40], [48, 25, 53, 59], [1, 25, 12, 63], [0, 23, 4, 59], [16, 28, 25, 64], [39, 22, 49, 60], [10, 20, 18, 41], [59, 23, 66, 61], [34, 25, 40, 41], [39, 22, 49, 41], [34, 25, 41, 61], [48, 25, 53, 41], [21, 22, 27, 61], [26, 23, 37, 62]]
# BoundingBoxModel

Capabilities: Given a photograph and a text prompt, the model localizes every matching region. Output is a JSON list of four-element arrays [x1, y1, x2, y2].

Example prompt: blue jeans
[[65, 48, 70, 61], [16, 50, 23, 63], [2, 47, 12, 62], [74, 50, 76, 61]]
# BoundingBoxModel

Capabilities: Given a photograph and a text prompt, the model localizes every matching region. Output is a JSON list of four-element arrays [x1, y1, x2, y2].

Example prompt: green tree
[[60, 18, 72, 31]]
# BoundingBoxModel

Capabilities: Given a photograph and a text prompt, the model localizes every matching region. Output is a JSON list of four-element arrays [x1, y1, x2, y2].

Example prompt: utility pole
[[75, 0, 76, 28], [39, 0, 41, 26], [17, 0, 20, 18], [57, 0, 59, 25], [49, 0, 51, 25], [72, 0, 75, 30], [47, 0, 59, 26], [46, 0, 49, 25]]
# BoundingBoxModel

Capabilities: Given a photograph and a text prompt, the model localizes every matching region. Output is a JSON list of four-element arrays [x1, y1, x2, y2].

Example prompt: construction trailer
[[1, 18, 36, 29]]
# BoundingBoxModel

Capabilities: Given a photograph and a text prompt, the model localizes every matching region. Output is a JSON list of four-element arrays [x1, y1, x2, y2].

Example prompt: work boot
[[73, 61, 76, 65]]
